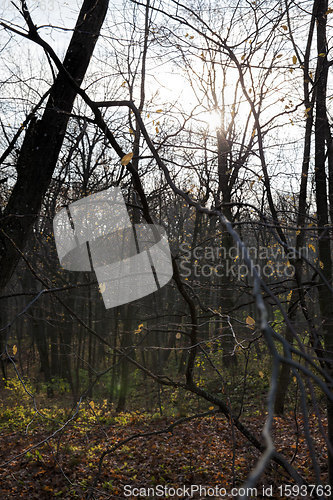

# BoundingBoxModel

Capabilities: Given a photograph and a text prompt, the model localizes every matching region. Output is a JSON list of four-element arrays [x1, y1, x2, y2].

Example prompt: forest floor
[[0, 396, 328, 499]]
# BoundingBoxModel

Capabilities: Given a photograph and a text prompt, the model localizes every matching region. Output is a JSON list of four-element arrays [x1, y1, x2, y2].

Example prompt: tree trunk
[[217, 129, 236, 366], [313, 0, 333, 486]]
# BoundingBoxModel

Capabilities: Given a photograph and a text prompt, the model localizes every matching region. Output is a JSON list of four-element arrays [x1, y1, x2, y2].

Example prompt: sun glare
[[200, 110, 222, 132]]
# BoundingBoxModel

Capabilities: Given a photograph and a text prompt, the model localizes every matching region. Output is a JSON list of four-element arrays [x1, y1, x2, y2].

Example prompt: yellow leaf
[[287, 290, 292, 301], [189, 35, 194, 39], [259, 371, 264, 379], [318, 52, 326, 57], [308, 243, 316, 253], [121, 152, 134, 166], [292, 55, 297, 64], [209, 406, 214, 410], [129, 128, 134, 135], [246, 316, 255, 327], [89, 401, 95, 410], [251, 128, 256, 138], [155, 126, 159, 134], [326, 7, 333, 14], [276, 54, 282, 58], [135, 323, 144, 334], [296, 229, 300, 235], [156, 109, 163, 113], [99, 282, 106, 293], [281, 25, 288, 30], [304, 107, 312, 117], [319, 261, 324, 269], [241, 54, 245, 60], [12, 345, 17, 356], [176, 332, 181, 339]]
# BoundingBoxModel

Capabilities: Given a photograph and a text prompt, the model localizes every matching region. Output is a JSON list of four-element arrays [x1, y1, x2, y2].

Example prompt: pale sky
[[0, 0, 331, 199]]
